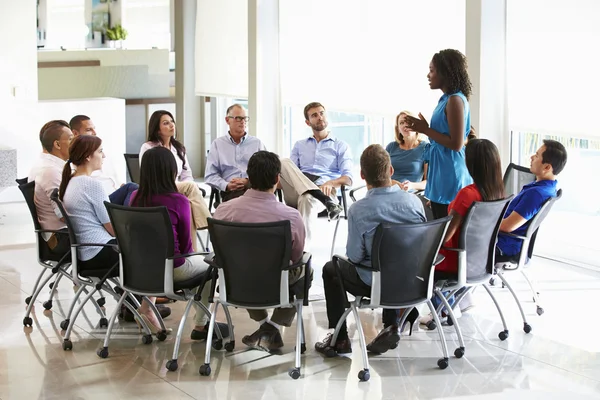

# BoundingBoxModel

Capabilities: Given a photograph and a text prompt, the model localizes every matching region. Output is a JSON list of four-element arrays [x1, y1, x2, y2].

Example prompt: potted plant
[[105, 24, 128, 48]]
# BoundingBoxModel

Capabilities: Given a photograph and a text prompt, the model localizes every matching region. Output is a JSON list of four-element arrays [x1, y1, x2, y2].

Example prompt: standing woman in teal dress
[[406, 49, 473, 219]]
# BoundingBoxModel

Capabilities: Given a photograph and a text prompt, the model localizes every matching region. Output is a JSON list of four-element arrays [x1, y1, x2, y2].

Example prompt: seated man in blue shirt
[[315, 144, 427, 356], [497, 139, 567, 257]]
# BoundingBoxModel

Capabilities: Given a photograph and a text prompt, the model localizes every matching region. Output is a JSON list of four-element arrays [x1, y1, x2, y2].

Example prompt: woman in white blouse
[[139, 111, 210, 247]]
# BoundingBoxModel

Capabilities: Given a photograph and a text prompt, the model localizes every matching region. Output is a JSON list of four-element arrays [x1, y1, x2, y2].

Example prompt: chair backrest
[[105, 202, 175, 294], [207, 217, 293, 308], [459, 197, 513, 283], [15, 177, 28, 186], [503, 163, 535, 197], [18, 181, 56, 262], [124, 153, 140, 184], [520, 188, 563, 262], [370, 217, 451, 307], [49, 189, 78, 246]]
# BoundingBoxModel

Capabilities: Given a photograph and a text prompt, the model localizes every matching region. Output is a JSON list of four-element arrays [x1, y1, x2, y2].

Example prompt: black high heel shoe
[[401, 308, 419, 336]]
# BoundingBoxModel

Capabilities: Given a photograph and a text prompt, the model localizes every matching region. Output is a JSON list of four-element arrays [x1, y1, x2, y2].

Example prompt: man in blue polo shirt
[[497, 139, 567, 256]]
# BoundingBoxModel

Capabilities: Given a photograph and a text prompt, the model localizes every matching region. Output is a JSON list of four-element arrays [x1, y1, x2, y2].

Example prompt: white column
[[247, 0, 283, 154], [174, 0, 205, 177], [465, 0, 510, 169]]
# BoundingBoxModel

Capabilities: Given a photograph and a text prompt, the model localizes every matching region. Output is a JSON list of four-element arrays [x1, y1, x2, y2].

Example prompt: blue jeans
[[109, 182, 138, 206]]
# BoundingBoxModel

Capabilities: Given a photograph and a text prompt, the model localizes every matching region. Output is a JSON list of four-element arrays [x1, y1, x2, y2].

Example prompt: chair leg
[[289, 302, 303, 379], [63, 286, 98, 350], [481, 284, 510, 340], [496, 273, 532, 334], [221, 303, 234, 343], [169, 298, 195, 367], [196, 231, 206, 252], [200, 301, 221, 376], [426, 299, 450, 369], [144, 296, 168, 333], [47, 270, 66, 304], [23, 269, 56, 326], [435, 289, 465, 358], [330, 218, 342, 259], [330, 307, 353, 345], [350, 302, 370, 381], [28, 267, 47, 304], [520, 269, 543, 310], [97, 291, 129, 358]]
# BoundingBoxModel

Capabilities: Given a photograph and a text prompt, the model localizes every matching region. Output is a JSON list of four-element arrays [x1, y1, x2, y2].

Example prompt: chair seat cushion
[[79, 266, 119, 279], [174, 271, 210, 291]]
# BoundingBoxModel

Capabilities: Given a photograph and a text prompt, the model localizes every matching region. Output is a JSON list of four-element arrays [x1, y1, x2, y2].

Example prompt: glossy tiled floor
[[1, 187, 599, 400]]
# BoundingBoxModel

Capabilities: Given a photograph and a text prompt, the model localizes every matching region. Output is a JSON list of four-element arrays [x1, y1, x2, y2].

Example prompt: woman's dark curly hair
[[432, 49, 472, 99]]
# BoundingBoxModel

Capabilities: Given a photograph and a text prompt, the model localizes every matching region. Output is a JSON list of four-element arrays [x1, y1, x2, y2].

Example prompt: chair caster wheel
[[536, 306, 544, 316], [97, 297, 106, 307], [489, 277, 496, 286], [224, 341, 235, 352], [358, 369, 370, 381], [23, 316, 33, 327], [99, 317, 108, 328], [498, 330, 509, 341], [199, 364, 211, 376], [60, 319, 70, 331], [212, 339, 223, 350], [437, 358, 449, 369], [454, 347, 465, 358], [156, 331, 167, 342], [63, 339, 73, 351], [142, 334, 153, 344], [166, 359, 178, 372], [43, 300, 53, 310], [49, 281, 55, 289], [447, 317, 454, 326], [289, 368, 301, 380], [523, 323, 532, 334], [426, 320, 437, 331], [324, 346, 337, 358], [97, 347, 108, 358], [25, 296, 32, 305]]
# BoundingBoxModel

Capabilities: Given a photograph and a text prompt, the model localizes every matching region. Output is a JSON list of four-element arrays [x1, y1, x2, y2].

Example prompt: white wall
[[0, 0, 39, 179]]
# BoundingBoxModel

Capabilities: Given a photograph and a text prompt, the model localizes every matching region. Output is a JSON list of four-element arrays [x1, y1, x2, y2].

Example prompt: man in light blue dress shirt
[[315, 144, 427, 357]]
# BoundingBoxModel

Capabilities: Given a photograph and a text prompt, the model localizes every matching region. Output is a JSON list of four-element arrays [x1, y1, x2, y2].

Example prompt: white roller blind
[[195, 0, 248, 98], [507, 0, 600, 137], [279, 0, 465, 117]]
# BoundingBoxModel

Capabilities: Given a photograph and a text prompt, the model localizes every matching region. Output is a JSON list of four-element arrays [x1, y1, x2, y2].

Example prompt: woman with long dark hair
[[130, 147, 229, 339], [434, 138, 505, 276], [139, 110, 211, 248], [59, 135, 118, 272], [405, 49, 473, 219]]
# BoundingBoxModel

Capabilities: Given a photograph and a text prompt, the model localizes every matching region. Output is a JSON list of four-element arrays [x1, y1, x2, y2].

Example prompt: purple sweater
[[130, 190, 193, 268]]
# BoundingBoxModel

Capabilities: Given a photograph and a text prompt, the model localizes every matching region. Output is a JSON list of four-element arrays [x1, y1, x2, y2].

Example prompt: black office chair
[[432, 197, 516, 343], [17, 180, 72, 326], [495, 189, 563, 317], [101, 203, 220, 363], [50, 189, 150, 351], [124, 153, 141, 184], [503, 162, 536, 197], [202, 218, 312, 380], [15, 177, 28, 186], [328, 217, 451, 380]]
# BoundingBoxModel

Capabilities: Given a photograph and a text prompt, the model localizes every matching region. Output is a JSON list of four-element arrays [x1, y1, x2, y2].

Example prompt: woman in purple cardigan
[[130, 146, 228, 340]]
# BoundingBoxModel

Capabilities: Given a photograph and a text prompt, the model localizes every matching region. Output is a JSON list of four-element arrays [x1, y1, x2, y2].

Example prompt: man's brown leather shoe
[[315, 333, 352, 357]]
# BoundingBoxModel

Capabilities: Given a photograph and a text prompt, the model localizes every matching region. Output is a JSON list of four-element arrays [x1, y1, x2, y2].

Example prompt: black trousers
[[430, 201, 450, 219], [79, 239, 119, 277], [322, 259, 399, 339], [220, 188, 247, 203], [46, 229, 71, 262]]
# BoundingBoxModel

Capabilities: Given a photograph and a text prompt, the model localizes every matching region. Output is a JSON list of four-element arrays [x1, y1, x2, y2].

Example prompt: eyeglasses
[[228, 116, 250, 122]]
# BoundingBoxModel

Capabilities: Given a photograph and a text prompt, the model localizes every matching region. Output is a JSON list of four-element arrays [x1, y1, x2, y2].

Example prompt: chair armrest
[[332, 254, 374, 271], [498, 231, 527, 241], [434, 254, 445, 266], [171, 251, 209, 260], [285, 252, 312, 271], [35, 229, 69, 235], [196, 184, 207, 198], [349, 185, 366, 202], [72, 243, 118, 249], [441, 247, 466, 253], [203, 252, 218, 268]]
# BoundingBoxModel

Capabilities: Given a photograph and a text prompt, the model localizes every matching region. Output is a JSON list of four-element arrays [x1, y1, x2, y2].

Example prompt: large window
[[511, 132, 600, 268]]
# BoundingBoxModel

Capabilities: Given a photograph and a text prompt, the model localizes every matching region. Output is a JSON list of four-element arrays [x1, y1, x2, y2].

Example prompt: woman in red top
[[435, 138, 505, 277]]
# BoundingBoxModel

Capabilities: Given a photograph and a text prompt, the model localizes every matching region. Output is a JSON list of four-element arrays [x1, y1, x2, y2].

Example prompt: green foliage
[[105, 24, 128, 41]]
